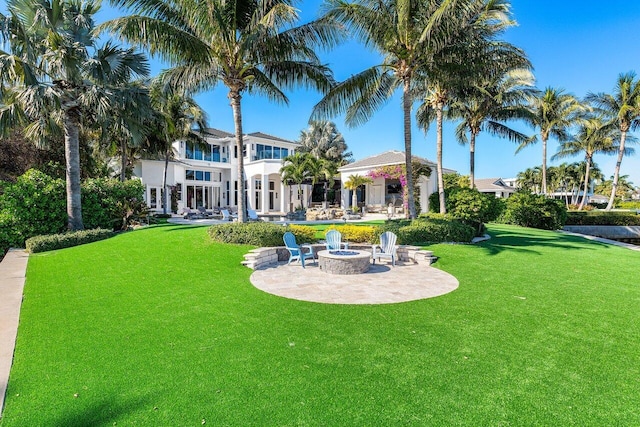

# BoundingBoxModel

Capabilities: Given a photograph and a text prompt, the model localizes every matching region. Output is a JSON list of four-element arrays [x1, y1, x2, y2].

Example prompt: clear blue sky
[[54, 2, 640, 186]]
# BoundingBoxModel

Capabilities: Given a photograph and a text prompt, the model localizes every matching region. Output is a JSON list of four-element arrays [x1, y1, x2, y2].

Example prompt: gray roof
[[202, 128, 234, 138], [475, 178, 517, 193], [248, 132, 297, 144], [339, 150, 439, 171]]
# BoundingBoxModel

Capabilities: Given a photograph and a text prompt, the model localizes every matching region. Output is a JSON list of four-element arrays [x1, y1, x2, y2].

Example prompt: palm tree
[[313, 0, 516, 218], [516, 166, 542, 193], [297, 121, 352, 164], [519, 87, 584, 195], [305, 155, 338, 208], [102, 0, 338, 222], [595, 175, 635, 203], [146, 82, 208, 214], [552, 116, 624, 209], [280, 152, 313, 211], [586, 72, 640, 210], [0, 0, 150, 230], [343, 174, 372, 213], [449, 69, 535, 188]]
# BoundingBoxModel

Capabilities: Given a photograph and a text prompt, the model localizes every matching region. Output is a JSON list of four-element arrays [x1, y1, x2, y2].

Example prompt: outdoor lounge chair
[[372, 231, 398, 266], [325, 229, 349, 251], [283, 231, 315, 268], [221, 209, 236, 221], [247, 209, 262, 221]]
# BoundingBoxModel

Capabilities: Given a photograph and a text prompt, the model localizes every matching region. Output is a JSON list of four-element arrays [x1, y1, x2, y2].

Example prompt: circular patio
[[250, 262, 459, 305]]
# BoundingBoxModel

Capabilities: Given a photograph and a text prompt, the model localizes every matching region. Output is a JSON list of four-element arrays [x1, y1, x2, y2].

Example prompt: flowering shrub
[[326, 224, 378, 243], [367, 162, 431, 210]]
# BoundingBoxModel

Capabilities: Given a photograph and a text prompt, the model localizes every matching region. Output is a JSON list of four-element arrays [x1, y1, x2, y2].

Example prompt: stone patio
[[250, 261, 459, 305]]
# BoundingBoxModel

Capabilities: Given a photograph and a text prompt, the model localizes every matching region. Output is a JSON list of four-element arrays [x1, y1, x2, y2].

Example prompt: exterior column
[[280, 181, 286, 213], [261, 174, 269, 214], [247, 175, 255, 210]]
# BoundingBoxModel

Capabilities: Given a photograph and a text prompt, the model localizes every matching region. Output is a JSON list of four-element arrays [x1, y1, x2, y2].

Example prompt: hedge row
[[25, 229, 116, 253], [207, 222, 316, 247], [565, 211, 640, 226]]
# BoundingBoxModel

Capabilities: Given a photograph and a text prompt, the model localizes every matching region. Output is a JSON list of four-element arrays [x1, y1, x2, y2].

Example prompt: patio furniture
[[221, 209, 237, 221], [247, 209, 262, 221], [283, 232, 315, 268], [324, 229, 349, 251], [372, 231, 398, 266]]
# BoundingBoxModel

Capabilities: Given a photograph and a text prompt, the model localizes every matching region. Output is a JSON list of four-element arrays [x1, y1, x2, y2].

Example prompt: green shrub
[[0, 169, 67, 247], [428, 187, 504, 235], [397, 216, 474, 244], [565, 211, 640, 226], [616, 201, 640, 210], [326, 224, 378, 243], [499, 192, 567, 230], [82, 178, 147, 230], [208, 222, 317, 246], [25, 229, 115, 253]]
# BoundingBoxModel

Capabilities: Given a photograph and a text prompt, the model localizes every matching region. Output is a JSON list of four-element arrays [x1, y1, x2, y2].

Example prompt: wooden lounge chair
[[372, 231, 398, 266], [325, 229, 349, 251], [283, 231, 315, 268]]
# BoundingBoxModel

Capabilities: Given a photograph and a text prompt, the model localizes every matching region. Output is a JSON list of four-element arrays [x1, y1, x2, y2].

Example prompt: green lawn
[[2, 224, 640, 426]]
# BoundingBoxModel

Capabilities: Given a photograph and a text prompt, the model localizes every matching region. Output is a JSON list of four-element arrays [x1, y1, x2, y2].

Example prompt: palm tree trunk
[[120, 140, 127, 182], [469, 131, 477, 189], [436, 101, 446, 214], [63, 109, 84, 231], [402, 78, 415, 219], [229, 90, 247, 222], [578, 158, 591, 210], [162, 152, 169, 215], [606, 131, 627, 210], [541, 136, 548, 195]]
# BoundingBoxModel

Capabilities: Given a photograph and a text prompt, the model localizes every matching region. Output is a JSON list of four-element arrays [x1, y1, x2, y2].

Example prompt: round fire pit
[[317, 249, 371, 275]]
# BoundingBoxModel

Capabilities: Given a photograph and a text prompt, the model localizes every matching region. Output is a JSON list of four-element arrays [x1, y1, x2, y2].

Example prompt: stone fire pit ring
[[317, 249, 371, 275]]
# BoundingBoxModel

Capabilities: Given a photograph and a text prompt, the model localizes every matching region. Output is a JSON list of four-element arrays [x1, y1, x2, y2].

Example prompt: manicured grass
[[2, 224, 640, 425]]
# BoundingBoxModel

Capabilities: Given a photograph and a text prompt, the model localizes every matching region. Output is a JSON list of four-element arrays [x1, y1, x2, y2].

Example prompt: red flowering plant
[[367, 162, 431, 210]]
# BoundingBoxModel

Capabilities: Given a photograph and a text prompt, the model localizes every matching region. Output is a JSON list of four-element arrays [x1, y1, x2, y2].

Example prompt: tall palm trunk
[[541, 136, 548, 195], [436, 101, 446, 214], [120, 140, 127, 182], [469, 131, 477, 189], [230, 90, 247, 222], [606, 130, 627, 210], [63, 109, 84, 231], [402, 78, 416, 219], [578, 157, 591, 210], [162, 151, 170, 215]]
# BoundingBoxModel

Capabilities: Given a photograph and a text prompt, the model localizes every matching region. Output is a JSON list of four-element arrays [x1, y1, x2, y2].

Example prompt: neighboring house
[[338, 150, 455, 214], [475, 178, 517, 198], [133, 128, 308, 214], [502, 177, 518, 188]]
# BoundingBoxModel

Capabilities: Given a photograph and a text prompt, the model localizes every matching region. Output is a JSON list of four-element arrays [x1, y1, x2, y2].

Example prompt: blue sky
[[52, 1, 640, 186]]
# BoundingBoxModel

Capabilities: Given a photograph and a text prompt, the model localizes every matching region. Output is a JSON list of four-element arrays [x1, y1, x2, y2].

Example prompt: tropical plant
[[102, 0, 338, 222], [586, 72, 640, 210], [552, 116, 625, 209], [449, 69, 535, 188], [297, 121, 352, 164], [516, 166, 542, 193], [595, 175, 636, 203], [0, 0, 150, 230], [313, 0, 520, 218], [145, 81, 208, 214], [518, 87, 584, 195], [305, 155, 338, 207], [280, 152, 313, 211], [343, 174, 373, 212]]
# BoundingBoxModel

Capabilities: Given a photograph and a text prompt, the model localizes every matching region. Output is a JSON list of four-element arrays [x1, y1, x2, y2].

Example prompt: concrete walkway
[[251, 261, 459, 304], [0, 249, 28, 416]]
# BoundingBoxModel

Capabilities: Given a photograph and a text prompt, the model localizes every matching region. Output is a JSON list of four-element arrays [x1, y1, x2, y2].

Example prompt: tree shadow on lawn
[[478, 226, 615, 256], [36, 393, 155, 427]]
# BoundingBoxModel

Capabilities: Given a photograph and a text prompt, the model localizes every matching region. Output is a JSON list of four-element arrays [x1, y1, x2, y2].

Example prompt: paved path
[[0, 249, 28, 416], [251, 261, 459, 304]]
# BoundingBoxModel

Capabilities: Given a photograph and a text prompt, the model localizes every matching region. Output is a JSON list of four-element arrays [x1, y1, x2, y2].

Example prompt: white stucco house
[[134, 130, 455, 216], [475, 178, 517, 198], [338, 150, 455, 214], [133, 128, 309, 214]]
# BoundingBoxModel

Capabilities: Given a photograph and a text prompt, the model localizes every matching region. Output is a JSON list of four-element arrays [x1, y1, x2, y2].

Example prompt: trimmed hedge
[[207, 222, 316, 246], [617, 201, 640, 210], [25, 229, 116, 253], [499, 192, 567, 230], [377, 216, 474, 244], [565, 211, 640, 226], [325, 224, 378, 243]]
